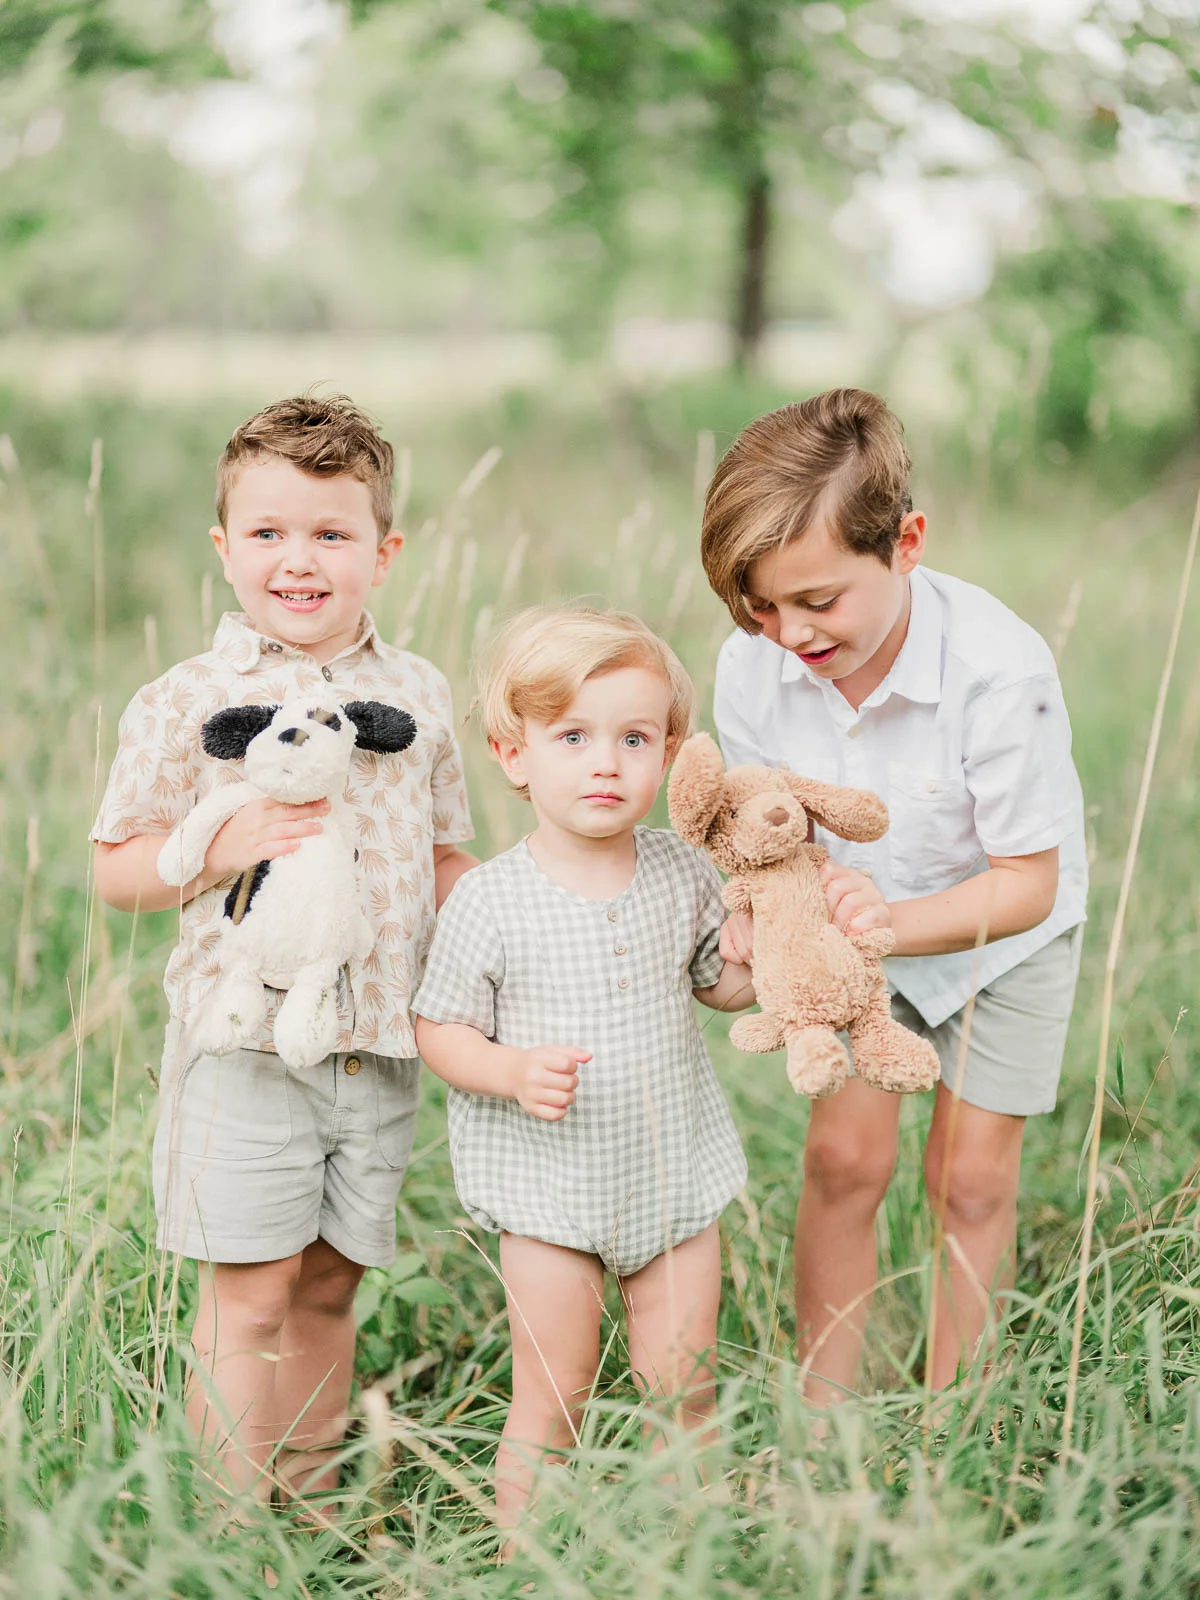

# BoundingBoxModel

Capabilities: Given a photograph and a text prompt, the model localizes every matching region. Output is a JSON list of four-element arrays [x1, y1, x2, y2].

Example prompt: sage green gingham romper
[[414, 828, 748, 1276]]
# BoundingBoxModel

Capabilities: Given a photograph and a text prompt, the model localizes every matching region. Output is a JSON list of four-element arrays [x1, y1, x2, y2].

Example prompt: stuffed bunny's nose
[[764, 805, 789, 826]]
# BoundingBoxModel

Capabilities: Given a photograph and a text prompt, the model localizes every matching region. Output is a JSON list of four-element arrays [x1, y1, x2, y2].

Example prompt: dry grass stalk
[[1061, 481, 1200, 1456]]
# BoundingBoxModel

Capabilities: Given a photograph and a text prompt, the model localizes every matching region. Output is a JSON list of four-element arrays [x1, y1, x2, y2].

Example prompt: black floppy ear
[[202, 703, 281, 760], [344, 701, 418, 754]]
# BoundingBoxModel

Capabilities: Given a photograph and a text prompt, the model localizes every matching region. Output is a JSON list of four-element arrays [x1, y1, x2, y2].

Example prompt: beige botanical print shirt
[[91, 611, 473, 1059]]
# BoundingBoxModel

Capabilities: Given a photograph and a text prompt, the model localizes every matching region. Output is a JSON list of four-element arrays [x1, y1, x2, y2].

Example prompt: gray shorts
[[153, 1023, 420, 1266], [887, 926, 1083, 1118]]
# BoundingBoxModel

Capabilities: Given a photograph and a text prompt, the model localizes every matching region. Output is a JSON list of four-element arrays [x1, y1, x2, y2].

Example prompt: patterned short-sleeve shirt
[[414, 827, 748, 1276], [91, 610, 473, 1058]]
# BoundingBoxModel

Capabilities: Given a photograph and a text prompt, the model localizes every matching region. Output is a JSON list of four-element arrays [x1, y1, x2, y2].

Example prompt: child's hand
[[820, 860, 891, 936], [206, 797, 330, 879], [719, 912, 754, 966], [511, 1045, 591, 1121]]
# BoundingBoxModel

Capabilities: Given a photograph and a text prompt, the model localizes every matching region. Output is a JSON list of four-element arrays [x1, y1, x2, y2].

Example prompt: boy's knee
[[804, 1128, 896, 1211], [297, 1257, 365, 1320], [925, 1147, 1017, 1230], [211, 1254, 305, 1339]]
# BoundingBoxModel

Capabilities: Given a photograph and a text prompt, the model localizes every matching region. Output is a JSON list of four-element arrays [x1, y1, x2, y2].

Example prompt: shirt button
[[266, 641, 282, 653], [606, 910, 617, 923], [322, 665, 333, 682], [344, 1055, 361, 1075], [847, 724, 862, 740], [614, 943, 627, 956], [925, 778, 938, 793], [617, 976, 630, 991]]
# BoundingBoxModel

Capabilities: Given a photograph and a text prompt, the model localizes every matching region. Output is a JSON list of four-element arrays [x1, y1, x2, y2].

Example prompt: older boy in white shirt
[[704, 388, 1086, 1397]]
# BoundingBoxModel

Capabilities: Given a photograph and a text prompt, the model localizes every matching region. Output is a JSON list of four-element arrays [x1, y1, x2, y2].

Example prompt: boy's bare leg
[[273, 1238, 366, 1500], [621, 1222, 722, 1446], [496, 1234, 605, 1535], [923, 1088, 1024, 1391], [794, 1080, 902, 1404], [188, 1253, 306, 1500]]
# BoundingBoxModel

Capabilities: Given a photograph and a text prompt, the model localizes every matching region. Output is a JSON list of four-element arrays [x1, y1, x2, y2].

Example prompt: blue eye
[[318, 530, 348, 542], [252, 528, 280, 541], [561, 731, 584, 746], [622, 732, 647, 748]]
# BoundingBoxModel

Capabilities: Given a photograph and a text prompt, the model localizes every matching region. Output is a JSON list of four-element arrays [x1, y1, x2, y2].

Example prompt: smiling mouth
[[272, 590, 329, 609], [798, 644, 838, 664]]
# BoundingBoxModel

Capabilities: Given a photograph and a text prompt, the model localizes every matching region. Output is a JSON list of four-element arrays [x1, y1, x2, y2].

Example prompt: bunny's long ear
[[344, 701, 418, 754], [667, 733, 728, 848], [783, 773, 888, 843], [202, 703, 280, 760]]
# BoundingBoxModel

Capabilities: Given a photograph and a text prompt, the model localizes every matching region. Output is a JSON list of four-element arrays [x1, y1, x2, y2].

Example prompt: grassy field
[[1, 378, 1199, 1598]]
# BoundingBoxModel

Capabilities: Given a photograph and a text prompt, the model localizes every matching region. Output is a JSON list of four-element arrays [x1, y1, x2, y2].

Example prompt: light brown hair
[[479, 605, 694, 800], [701, 388, 912, 633], [216, 391, 395, 539]]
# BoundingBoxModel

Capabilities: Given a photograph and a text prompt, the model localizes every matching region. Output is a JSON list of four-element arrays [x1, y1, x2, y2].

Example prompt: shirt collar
[[778, 566, 942, 707], [213, 610, 382, 675]]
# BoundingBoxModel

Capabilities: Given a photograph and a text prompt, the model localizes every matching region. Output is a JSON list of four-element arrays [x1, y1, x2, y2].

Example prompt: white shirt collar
[[213, 610, 382, 675], [778, 566, 942, 708]]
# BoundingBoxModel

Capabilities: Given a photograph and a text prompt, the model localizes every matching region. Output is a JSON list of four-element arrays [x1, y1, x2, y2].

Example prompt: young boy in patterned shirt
[[91, 394, 475, 1503]]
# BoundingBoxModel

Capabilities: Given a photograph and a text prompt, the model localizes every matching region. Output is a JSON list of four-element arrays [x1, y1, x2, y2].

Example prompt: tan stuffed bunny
[[668, 734, 940, 1099]]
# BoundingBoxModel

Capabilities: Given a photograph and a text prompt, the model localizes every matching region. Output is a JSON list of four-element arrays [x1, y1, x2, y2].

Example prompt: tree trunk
[[735, 167, 770, 373]]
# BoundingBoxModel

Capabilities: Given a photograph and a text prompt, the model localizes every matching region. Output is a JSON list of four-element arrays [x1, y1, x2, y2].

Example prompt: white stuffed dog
[[158, 694, 417, 1069]]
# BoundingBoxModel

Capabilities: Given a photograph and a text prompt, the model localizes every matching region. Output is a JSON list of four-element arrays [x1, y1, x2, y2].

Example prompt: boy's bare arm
[[92, 797, 329, 914], [693, 962, 757, 1013], [414, 1016, 589, 1121], [432, 844, 479, 909], [823, 848, 1059, 958]]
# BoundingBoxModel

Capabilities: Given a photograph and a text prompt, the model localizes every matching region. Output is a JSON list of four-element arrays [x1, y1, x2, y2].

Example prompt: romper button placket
[[344, 1055, 361, 1075]]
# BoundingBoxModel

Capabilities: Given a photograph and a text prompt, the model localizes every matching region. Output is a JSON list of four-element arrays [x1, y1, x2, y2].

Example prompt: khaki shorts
[[887, 926, 1083, 1118], [153, 1023, 420, 1266]]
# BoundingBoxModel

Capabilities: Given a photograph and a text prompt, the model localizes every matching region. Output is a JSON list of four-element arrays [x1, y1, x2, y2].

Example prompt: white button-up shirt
[[713, 565, 1087, 1027]]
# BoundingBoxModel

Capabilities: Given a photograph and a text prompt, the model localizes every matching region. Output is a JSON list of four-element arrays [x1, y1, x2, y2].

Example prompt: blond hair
[[479, 606, 694, 798], [217, 391, 395, 540], [701, 388, 913, 633]]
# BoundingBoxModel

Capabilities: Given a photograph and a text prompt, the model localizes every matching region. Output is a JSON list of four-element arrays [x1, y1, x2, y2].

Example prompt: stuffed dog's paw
[[273, 980, 339, 1070], [193, 976, 268, 1056]]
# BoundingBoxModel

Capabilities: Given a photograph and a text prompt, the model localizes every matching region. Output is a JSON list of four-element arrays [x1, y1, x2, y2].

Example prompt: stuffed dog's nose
[[278, 727, 309, 746], [763, 805, 789, 826]]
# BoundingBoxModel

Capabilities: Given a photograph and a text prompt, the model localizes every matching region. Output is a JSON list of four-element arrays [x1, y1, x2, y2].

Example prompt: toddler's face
[[210, 457, 402, 664], [742, 510, 924, 695], [499, 667, 673, 840]]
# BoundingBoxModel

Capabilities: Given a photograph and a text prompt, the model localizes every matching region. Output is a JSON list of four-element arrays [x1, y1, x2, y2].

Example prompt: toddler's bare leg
[[496, 1234, 605, 1536], [273, 1238, 365, 1500], [794, 1080, 901, 1404], [621, 1222, 722, 1450], [187, 1253, 305, 1500]]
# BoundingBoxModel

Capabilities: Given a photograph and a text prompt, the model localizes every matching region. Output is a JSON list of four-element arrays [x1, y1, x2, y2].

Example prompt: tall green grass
[[1, 383, 1199, 1597]]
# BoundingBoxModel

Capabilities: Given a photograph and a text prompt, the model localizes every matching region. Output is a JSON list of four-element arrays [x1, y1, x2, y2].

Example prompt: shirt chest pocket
[[886, 765, 982, 893]]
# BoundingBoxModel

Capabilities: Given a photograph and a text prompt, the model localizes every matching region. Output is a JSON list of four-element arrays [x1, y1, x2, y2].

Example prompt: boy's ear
[[344, 700, 418, 754], [371, 530, 405, 586], [202, 703, 280, 761], [667, 733, 727, 848], [783, 773, 889, 843]]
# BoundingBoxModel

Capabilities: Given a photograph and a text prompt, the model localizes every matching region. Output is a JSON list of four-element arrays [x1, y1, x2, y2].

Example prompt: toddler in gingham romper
[[414, 606, 753, 1537]]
